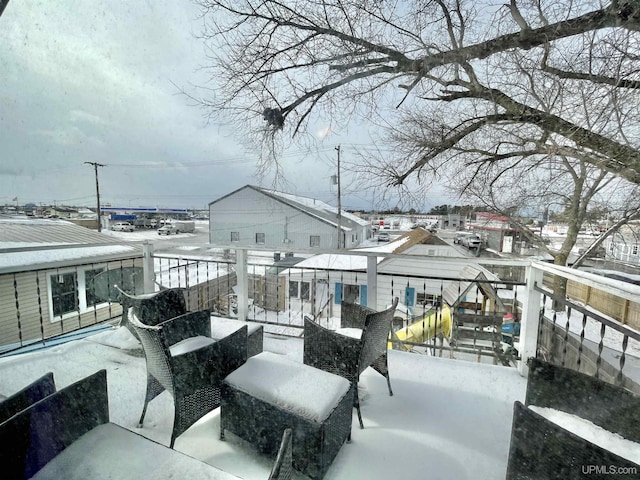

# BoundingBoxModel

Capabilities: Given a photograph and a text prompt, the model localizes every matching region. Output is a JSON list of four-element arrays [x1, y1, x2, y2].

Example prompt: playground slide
[[389, 305, 452, 351]]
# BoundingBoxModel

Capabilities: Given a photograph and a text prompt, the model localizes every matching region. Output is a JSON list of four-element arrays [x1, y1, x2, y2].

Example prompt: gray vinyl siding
[[0, 258, 140, 349]]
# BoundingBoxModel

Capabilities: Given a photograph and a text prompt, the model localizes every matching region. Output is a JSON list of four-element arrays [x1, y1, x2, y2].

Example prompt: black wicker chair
[[506, 358, 640, 479], [0, 372, 56, 424], [115, 286, 188, 340], [0, 370, 109, 479], [128, 308, 248, 447], [268, 428, 293, 480], [303, 297, 399, 428]]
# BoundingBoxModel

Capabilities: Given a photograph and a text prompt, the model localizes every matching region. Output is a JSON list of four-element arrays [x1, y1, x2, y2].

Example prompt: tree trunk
[[552, 254, 568, 312]]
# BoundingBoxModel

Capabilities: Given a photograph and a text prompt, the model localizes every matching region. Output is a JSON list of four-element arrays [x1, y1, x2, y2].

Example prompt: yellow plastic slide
[[389, 305, 452, 351]]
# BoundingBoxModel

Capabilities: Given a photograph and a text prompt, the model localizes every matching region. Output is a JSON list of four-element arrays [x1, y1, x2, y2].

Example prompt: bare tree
[[196, 0, 640, 185]]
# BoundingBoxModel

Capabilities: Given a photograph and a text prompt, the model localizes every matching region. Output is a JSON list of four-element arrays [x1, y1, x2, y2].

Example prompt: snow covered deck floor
[[0, 327, 527, 480]]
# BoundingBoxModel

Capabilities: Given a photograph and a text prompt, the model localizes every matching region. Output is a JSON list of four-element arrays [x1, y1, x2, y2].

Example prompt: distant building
[[435, 214, 465, 230], [208, 185, 370, 250], [605, 222, 640, 265], [468, 212, 524, 253], [277, 229, 467, 318]]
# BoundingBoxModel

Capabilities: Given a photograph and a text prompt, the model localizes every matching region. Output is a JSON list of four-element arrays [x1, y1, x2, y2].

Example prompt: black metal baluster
[[36, 272, 44, 343], [616, 335, 629, 386], [74, 265, 82, 329], [577, 313, 587, 372], [13, 273, 23, 346], [561, 306, 572, 367], [595, 323, 606, 379]]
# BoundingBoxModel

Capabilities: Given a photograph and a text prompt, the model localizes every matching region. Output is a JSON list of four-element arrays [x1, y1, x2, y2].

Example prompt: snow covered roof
[[0, 217, 141, 273], [0, 217, 123, 247], [0, 245, 140, 272], [211, 185, 368, 232], [261, 188, 369, 227], [441, 265, 501, 307]]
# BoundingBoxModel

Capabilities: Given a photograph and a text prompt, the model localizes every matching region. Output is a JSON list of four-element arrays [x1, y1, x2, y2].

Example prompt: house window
[[84, 267, 106, 307], [231, 231, 239, 242], [300, 281, 310, 300], [288, 280, 310, 300], [49, 265, 110, 321], [343, 284, 359, 303], [289, 280, 299, 298], [256, 232, 265, 244], [633, 245, 639, 256], [51, 272, 78, 316], [416, 292, 438, 307], [310, 235, 320, 247]]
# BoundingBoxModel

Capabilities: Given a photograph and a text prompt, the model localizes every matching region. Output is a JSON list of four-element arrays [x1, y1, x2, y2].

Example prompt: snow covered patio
[[0, 325, 526, 480]]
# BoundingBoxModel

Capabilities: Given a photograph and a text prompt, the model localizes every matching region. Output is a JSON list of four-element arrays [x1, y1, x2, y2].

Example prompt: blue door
[[405, 287, 415, 307], [335, 282, 342, 304], [360, 285, 367, 306]]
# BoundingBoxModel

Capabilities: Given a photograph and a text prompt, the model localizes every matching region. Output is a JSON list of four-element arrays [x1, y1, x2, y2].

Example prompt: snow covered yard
[[0, 326, 526, 480]]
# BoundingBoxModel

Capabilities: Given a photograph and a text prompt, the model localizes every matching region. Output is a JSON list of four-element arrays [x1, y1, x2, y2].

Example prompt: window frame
[[231, 231, 239, 242], [343, 284, 359, 304], [289, 280, 300, 298], [309, 235, 320, 247], [255, 232, 265, 244], [47, 265, 109, 322], [416, 292, 438, 307], [49, 270, 79, 318], [300, 281, 310, 300]]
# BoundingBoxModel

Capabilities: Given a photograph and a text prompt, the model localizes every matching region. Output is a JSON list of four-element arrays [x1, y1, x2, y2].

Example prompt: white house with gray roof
[[208, 185, 370, 250]]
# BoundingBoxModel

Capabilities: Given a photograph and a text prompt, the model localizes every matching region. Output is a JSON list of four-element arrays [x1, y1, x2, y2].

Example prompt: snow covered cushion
[[529, 406, 640, 465], [169, 336, 215, 356], [210, 317, 261, 339], [224, 351, 351, 423], [335, 327, 363, 339]]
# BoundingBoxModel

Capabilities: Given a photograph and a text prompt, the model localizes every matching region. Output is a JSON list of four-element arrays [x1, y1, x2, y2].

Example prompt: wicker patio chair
[[128, 308, 248, 447], [1, 369, 109, 479], [115, 286, 188, 340], [268, 428, 293, 480], [0, 372, 56, 424], [303, 297, 399, 428]]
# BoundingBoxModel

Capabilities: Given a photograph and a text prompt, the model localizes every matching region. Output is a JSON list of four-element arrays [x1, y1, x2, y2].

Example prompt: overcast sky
[[1, 0, 453, 212]]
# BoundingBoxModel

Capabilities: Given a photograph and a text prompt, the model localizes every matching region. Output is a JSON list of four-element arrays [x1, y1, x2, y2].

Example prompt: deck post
[[142, 242, 155, 293], [236, 248, 249, 321], [518, 263, 543, 376], [367, 255, 378, 309]]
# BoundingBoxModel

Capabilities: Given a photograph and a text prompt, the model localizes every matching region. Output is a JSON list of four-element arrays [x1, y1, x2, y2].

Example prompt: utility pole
[[85, 162, 105, 231], [335, 145, 342, 249]]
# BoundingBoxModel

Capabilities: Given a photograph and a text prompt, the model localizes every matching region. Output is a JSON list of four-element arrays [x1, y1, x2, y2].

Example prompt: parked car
[[453, 232, 470, 244], [111, 222, 134, 232], [158, 224, 178, 235], [378, 232, 390, 242], [462, 234, 482, 248]]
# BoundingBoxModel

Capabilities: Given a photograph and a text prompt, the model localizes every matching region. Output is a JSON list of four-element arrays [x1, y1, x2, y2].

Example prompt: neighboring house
[[278, 229, 492, 318], [468, 212, 524, 253], [208, 185, 370, 250], [0, 218, 143, 351], [605, 222, 640, 265]]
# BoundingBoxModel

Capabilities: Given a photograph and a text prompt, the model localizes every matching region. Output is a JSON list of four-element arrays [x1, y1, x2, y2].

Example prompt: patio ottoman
[[221, 352, 354, 479], [211, 316, 263, 357]]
